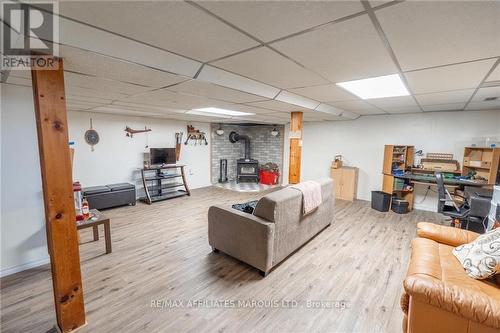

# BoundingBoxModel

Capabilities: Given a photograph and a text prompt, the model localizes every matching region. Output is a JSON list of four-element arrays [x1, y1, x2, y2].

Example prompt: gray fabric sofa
[[208, 178, 334, 276]]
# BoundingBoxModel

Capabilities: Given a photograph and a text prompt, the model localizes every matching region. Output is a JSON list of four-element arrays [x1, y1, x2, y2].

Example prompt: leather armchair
[[401, 222, 500, 333]]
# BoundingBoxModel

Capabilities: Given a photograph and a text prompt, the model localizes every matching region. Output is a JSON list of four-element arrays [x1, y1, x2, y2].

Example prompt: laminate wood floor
[[1, 186, 445, 333]]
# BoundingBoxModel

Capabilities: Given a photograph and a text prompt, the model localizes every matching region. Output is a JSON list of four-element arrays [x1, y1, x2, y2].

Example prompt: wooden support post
[[32, 57, 86, 332], [288, 111, 303, 184]]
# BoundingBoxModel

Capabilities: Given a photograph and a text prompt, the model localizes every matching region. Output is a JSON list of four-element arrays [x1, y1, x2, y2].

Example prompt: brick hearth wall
[[211, 124, 285, 183]]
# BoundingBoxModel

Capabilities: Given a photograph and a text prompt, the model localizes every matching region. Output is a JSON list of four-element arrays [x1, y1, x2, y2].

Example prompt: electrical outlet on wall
[[189, 169, 194, 175]]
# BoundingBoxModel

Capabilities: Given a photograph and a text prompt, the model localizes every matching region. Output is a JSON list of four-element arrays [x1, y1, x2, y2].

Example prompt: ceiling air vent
[[484, 97, 499, 101]]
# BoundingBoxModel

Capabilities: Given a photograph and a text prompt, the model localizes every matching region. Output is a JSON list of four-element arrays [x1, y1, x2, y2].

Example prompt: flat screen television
[[150, 148, 176, 165]]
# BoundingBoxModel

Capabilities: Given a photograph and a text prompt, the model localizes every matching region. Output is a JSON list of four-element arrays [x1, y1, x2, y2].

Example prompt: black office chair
[[435, 172, 470, 227]]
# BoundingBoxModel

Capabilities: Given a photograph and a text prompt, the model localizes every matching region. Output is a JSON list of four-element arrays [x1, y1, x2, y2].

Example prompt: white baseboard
[[0, 257, 50, 278]]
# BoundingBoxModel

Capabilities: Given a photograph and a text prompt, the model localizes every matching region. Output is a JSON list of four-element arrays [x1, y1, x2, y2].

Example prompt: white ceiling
[[2, 0, 500, 124]]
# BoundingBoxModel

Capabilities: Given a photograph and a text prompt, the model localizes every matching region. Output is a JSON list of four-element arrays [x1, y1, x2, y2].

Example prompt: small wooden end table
[[77, 209, 112, 254]]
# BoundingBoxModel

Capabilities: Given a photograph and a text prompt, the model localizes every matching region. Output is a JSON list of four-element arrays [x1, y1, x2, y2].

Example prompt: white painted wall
[[0, 84, 212, 277], [301, 110, 500, 211], [1, 84, 49, 277], [68, 112, 211, 192]]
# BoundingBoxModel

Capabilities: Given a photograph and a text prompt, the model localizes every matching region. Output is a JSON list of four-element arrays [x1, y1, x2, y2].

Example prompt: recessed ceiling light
[[189, 107, 255, 117], [336, 74, 409, 99]]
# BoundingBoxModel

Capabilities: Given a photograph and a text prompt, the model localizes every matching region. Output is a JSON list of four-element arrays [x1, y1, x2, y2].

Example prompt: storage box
[[393, 178, 405, 191], [371, 191, 391, 212], [391, 198, 409, 214]]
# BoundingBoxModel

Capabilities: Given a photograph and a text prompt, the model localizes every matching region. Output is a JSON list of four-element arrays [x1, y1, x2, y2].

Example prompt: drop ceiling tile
[[261, 112, 293, 120], [486, 64, 500, 82], [367, 96, 418, 109], [384, 106, 423, 114], [246, 100, 309, 112], [330, 100, 386, 115], [197, 1, 363, 42], [89, 107, 167, 118], [4, 76, 31, 87], [61, 45, 188, 88], [167, 80, 266, 104], [376, 1, 500, 71], [321, 113, 345, 121], [65, 72, 153, 95], [272, 14, 399, 83], [7, 70, 31, 79], [288, 84, 358, 102], [120, 89, 229, 110], [404, 59, 497, 94], [67, 96, 112, 105], [304, 112, 332, 122], [59, 16, 201, 77], [466, 101, 500, 111], [197, 65, 280, 99], [93, 106, 184, 116], [275, 91, 320, 109], [370, 1, 394, 7], [224, 104, 280, 115], [108, 102, 187, 115], [415, 89, 475, 106], [212, 47, 328, 89], [60, 1, 258, 62], [421, 103, 466, 112], [234, 115, 286, 124], [67, 105, 94, 111], [65, 86, 128, 101], [472, 87, 500, 102]]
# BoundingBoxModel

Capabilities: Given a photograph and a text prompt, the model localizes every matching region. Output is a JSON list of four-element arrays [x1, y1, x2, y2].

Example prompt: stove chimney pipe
[[229, 131, 251, 160]]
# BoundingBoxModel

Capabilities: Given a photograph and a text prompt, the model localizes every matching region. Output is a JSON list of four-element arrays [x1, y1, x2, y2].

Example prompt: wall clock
[[84, 118, 99, 152]]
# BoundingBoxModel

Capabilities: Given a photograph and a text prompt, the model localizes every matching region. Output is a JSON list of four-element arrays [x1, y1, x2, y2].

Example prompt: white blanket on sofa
[[291, 181, 322, 215]]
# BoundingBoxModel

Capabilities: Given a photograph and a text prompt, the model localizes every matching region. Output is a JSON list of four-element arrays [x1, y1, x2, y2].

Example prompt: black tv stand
[[140, 165, 190, 204]]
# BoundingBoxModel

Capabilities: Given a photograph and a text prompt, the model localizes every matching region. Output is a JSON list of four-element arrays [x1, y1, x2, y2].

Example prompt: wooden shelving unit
[[140, 165, 190, 204], [462, 147, 500, 185], [382, 145, 415, 210]]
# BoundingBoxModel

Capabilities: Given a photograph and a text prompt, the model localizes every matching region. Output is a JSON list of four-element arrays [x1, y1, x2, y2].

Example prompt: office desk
[[382, 172, 489, 211], [393, 173, 487, 187], [464, 187, 493, 218]]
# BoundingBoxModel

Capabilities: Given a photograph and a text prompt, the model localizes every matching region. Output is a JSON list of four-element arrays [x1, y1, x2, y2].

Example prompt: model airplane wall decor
[[125, 126, 152, 138]]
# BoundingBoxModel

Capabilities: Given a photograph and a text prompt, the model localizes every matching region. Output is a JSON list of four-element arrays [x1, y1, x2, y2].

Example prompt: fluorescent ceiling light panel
[[197, 65, 280, 99], [189, 107, 255, 117], [275, 91, 320, 109], [336, 74, 409, 99]]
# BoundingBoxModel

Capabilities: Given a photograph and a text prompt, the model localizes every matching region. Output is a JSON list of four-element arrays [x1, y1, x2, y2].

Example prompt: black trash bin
[[371, 191, 391, 212]]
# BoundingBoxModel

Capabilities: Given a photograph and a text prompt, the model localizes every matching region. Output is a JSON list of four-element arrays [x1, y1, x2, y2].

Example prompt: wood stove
[[229, 131, 259, 183], [236, 159, 259, 183]]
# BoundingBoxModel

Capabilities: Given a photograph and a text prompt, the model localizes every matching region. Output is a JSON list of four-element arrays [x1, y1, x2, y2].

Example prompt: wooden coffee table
[[77, 209, 112, 254]]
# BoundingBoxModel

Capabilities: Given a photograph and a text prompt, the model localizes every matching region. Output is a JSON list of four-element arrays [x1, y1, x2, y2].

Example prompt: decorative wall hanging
[[184, 125, 208, 145], [84, 118, 99, 152], [125, 126, 151, 138]]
